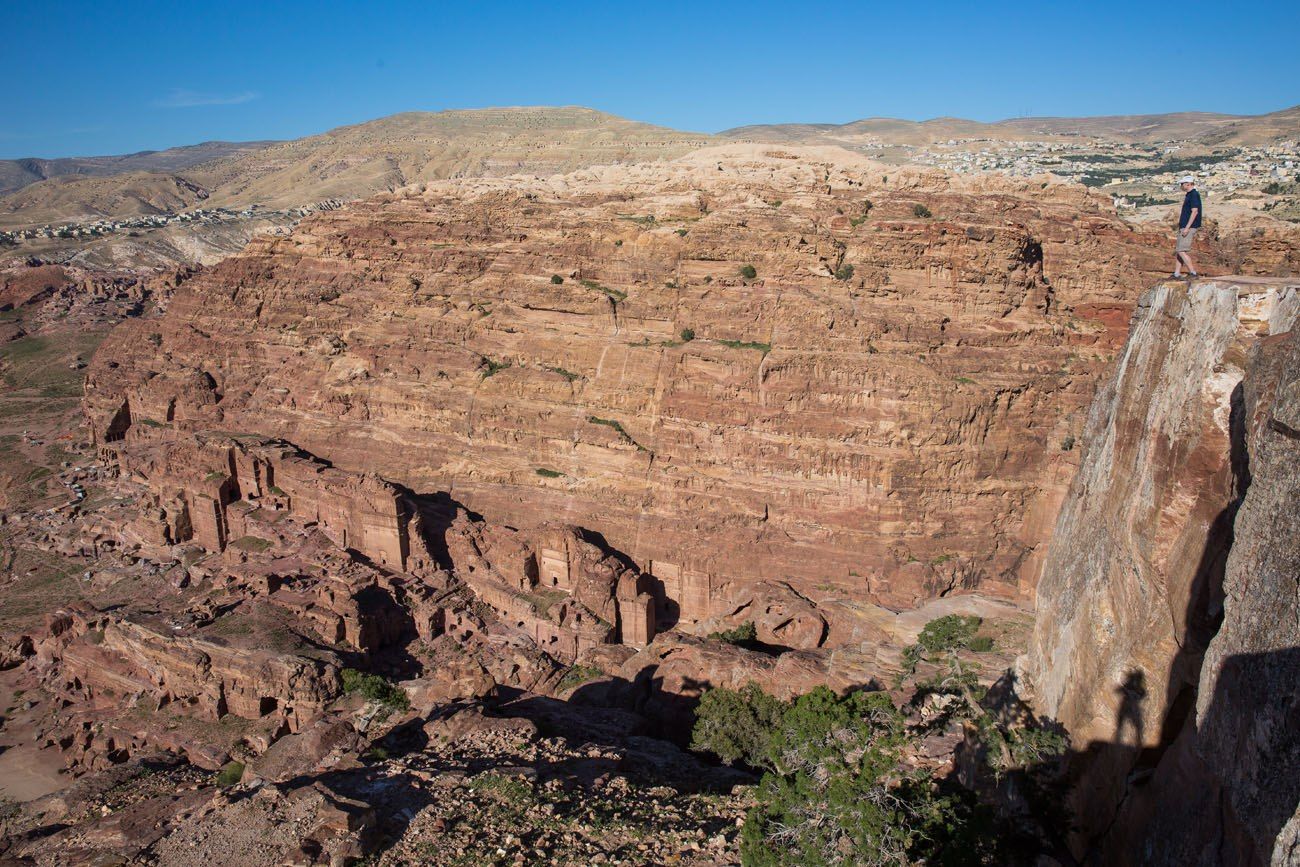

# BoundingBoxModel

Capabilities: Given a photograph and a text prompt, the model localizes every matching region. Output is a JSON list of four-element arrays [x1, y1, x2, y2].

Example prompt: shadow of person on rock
[[1113, 669, 1147, 748]]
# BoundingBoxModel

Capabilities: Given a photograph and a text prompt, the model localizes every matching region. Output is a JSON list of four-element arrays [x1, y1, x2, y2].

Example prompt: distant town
[[2, 138, 1297, 254], [906, 138, 1299, 213], [0, 200, 345, 248]]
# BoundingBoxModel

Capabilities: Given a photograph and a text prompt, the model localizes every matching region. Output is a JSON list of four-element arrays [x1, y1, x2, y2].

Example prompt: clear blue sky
[[5, 0, 1298, 158]]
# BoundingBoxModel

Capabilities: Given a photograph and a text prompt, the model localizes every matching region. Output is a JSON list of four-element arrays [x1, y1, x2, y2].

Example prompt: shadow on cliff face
[[1058, 383, 1255, 862], [406, 490, 480, 571], [1166, 381, 1249, 710], [1065, 646, 1300, 866], [1184, 646, 1300, 865], [1150, 381, 1248, 762]]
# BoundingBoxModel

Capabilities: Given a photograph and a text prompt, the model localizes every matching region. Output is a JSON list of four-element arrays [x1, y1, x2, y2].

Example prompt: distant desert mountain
[[0, 140, 275, 197], [6, 103, 1295, 232], [723, 104, 1300, 147], [0, 107, 717, 227], [0, 172, 211, 227], [187, 107, 717, 210]]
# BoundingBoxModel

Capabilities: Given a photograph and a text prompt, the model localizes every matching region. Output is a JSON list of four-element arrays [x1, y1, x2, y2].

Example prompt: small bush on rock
[[917, 614, 982, 653], [341, 668, 410, 711], [693, 685, 980, 866], [709, 620, 758, 647], [215, 761, 244, 787]]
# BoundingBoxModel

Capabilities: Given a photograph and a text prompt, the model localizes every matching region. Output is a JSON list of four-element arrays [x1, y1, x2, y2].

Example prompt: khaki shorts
[[1175, 227, 1198, 253]]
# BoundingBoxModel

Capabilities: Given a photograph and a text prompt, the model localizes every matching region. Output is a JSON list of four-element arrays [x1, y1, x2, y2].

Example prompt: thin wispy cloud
[[0, 125, 102, 142], [154, 89, 260, 109]]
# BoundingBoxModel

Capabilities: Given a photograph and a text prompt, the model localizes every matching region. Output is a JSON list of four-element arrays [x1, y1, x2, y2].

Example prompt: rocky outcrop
[[84, 145, 1251, 617], [107, 433, 435, 573], [1021, 276, 1300, 862], [1092, 325, 1300, 866]]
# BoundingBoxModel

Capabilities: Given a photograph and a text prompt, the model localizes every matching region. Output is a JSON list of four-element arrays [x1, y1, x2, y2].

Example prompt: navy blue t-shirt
[[1180, 189, 1203, 228]]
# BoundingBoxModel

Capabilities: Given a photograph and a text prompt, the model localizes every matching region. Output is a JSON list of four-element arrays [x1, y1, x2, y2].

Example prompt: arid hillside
[[0, 140, 274, 197], [0, 108, 716, 229], [724, 104, 1300, 147]]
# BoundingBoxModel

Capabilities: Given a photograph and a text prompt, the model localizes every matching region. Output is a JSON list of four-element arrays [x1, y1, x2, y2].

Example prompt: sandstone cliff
[[1022, 276, 1300, 863], [84, 144, 1247, 619]]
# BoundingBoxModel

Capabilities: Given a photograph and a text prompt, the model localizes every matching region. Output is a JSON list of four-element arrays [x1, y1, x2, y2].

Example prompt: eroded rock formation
[[83, 144, 1278, 619]]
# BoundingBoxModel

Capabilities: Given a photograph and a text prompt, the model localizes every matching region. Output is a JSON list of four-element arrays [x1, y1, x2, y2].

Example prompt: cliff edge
[[1022, 275, 1300, 864]]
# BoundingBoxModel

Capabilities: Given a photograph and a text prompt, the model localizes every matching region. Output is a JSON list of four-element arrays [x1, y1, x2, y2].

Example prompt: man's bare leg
[[1177, 251, 1196, 276]]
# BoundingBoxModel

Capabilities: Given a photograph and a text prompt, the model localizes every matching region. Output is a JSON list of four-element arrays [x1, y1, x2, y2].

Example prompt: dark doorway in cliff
[[404, 490, 483, 571], [104, 399, 131, 443], [1016, 236, 1044, 269]]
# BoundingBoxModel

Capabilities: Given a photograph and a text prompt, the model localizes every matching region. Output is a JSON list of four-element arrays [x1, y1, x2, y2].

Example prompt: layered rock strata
[[1021, 276, 1300, 862], [84, 144, 1273, 616]]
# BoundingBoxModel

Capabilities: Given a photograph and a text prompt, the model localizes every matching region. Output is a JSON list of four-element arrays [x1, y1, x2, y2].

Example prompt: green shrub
[[341, 668, 410, 711], [676, 228, 688, 237], [968, 635, 995, 653], [834, 264, 855, 281], [694, 685, 963, 866], [680, 327, 695, 342], [550, 274, 564, 285], [1061, 435, 1076, 451], [913, 203, 933, 219], [696, 680, 1059, 865], [709, 621, 758, 647], [690, 682, 786, 769], [587, 415, 646, 451], [535, 468, 564, 478], [739, 264, 758, 280], [557, 664, 605, 693], [917, 615, 982, 653], [215, 761, 245, 787], [547, 365, 580, 382], [480, 356, 510, 379], [580, 279, 628, 302], [717, 338, 772, 354]]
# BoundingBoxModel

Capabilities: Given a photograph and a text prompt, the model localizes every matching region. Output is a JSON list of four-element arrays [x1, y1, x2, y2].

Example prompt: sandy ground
[[0, 670, 69, 801]]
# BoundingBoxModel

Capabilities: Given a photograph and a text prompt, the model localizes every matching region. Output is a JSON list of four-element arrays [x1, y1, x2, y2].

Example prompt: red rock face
[[1021, 277, 1300, 858], [82, 147, 1271, 617]]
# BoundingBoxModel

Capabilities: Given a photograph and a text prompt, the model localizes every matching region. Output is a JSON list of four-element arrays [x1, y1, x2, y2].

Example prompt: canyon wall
[[84, 144, 1242, 617], [1022, 276, 1300, 863]]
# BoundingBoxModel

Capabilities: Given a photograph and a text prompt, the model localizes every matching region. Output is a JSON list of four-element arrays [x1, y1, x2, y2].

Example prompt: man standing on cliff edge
[[1173, 175, 1202, 279]]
